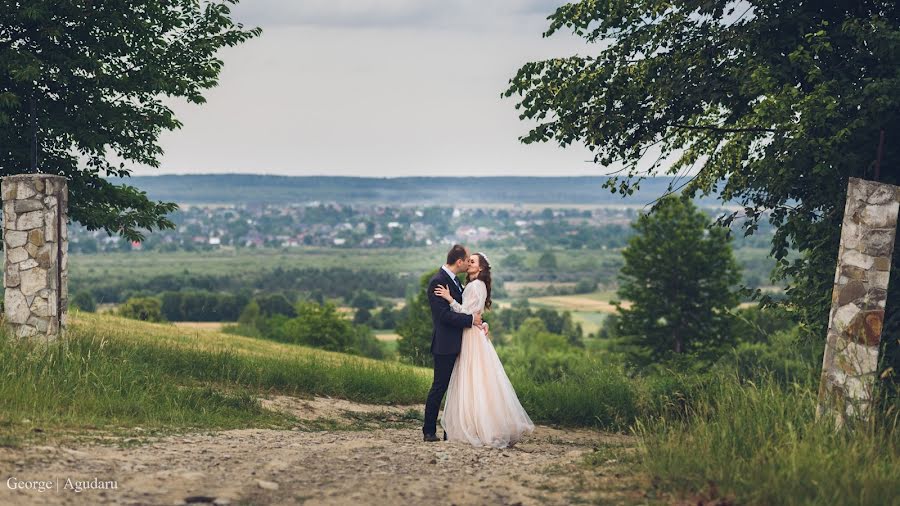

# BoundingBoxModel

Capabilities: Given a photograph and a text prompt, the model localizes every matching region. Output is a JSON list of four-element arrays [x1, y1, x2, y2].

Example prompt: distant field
[[173, 321, 229, 331], [528, 294, 630, 313], [374, 331, 402, 342], [504, 281, 577, 295], [70, 247, 624, 279], [571, 311, 608, 335]]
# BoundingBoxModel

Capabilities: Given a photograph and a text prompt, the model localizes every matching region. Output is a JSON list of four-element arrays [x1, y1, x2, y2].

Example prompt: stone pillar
[[817, 177, 899, 427], [1, 174, 69, 341]]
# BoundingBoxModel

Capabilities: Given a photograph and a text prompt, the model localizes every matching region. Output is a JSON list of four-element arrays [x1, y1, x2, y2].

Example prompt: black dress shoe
[[423, 433, 440, 442]]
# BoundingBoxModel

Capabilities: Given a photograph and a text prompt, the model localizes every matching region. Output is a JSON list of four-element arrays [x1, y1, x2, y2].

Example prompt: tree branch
[[668, 123, 777, 133]]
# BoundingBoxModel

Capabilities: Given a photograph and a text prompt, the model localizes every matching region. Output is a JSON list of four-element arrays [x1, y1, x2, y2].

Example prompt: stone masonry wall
[[817, 177, 899, 426], [1, 174, 69, 341]]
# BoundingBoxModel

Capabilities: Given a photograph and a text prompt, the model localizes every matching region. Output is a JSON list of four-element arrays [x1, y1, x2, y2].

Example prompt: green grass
[[506, 359, 706, 430], [634, 373, 900, 506], [70, 247, 626, 280], [0, 310, 431, 445], [0, 333, 292, 446]]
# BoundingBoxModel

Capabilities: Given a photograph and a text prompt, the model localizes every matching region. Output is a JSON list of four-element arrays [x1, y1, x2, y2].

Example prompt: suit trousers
[[422, 353, 458, 435]]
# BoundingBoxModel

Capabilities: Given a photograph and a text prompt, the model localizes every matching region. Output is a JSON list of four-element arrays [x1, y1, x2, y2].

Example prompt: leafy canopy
[[504, 1, 900, 338], [0, 0, 260, 241]]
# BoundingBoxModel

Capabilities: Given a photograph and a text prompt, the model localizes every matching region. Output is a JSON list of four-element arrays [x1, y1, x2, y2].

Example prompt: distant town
[[69, 203, 647, 253]]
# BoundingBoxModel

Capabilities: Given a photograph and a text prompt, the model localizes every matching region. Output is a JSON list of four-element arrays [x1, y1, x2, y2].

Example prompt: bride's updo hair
[[468, 253, 492, 310]]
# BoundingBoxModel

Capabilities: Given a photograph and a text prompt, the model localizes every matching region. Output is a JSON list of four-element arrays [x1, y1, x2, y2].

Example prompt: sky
[[130, 0, 604, 178]]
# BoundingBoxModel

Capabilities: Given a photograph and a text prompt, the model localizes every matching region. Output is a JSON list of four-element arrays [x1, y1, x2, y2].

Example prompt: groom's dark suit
[[422, 267, 474, 437]]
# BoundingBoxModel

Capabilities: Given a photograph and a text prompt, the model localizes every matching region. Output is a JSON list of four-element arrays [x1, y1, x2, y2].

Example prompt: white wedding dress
[[440, 279, 535, 448]]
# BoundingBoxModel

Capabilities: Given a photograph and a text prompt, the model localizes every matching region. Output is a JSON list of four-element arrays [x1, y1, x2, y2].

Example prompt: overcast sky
[[130, 0, 604, 178]]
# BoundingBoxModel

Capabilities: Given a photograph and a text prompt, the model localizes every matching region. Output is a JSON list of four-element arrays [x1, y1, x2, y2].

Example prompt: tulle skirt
[[441, 325, 535, 448]]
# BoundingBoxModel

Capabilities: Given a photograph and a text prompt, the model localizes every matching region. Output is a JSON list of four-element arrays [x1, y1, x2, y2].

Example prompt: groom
[[422, 244, 482, 442]]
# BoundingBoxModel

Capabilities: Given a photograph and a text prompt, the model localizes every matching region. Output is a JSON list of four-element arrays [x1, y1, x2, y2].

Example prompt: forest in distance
[[109, 174, 728, 206]]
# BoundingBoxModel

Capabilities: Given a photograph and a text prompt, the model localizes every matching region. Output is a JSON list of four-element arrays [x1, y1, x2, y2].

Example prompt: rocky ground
[[0, 396, 645, 505]]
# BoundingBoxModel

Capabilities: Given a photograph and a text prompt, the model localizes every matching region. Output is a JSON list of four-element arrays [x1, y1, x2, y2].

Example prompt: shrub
[[117, 297, 165, 322]]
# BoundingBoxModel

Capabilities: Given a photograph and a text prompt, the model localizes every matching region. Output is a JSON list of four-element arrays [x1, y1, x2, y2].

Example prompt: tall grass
[[97, 337, 429, 404], [508, 361, 708, 430], [0, 312, 431, 442], [0, 333, 290, 437], [636, 372, 900, 505]]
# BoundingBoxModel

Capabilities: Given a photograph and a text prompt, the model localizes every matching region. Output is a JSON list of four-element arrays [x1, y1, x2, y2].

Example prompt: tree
[[353, 307, 372, 325], [396, 271, 437, 367], [615, 196, 740, 361], [280, 301, 383, 359], [350, 290, 378, 311], [372, 305, 398, 329], [504, 1, 900, 342], [0, 1, 260, 241], [256, 294, 296, 318], [537, 251, 557, 270], [118, 296, 165, 323], [503, 253, 525, 270], [575, 279, 596, 294], [70, 290, 96, 312]]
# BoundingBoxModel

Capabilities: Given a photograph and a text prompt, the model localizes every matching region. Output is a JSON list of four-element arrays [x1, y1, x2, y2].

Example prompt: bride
[[433, 252, 534, 448]]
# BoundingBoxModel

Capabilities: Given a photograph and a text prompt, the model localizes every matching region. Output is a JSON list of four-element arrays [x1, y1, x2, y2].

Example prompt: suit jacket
[[428, 268, 473, 355]]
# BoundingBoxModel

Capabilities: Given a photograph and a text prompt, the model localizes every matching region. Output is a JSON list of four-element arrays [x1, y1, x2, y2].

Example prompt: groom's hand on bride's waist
[[472, 312, 483, 327]]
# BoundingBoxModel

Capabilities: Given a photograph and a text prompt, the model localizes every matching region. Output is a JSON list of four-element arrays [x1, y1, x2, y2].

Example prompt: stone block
[[16, 210, 43, 230], [1, 183, 16, 200], [845, 310, 884, 346], [5, 268, 20, 288], [14, 199, 43, 213], [842, 250, 874, 270], [870, 270, 890, 288], [859, 201, 899, 228], [832, 303, 860, 330], [5, 230, 27, 248], [27, 228, 44, 247], [6, 247, 28, 264], [863, 229, 896, 257], [15, 324, 38, 338], [868, 184, 896, 204], [29, 296, 50, 317], [19, 267, 47, 296], [837, 280, 866, 305], [35, 244, 51, 269], [840, 265, 867, 281], [16, 181, 35, 199], [5, 288, 29, 324], [44, 217, 56, 242]]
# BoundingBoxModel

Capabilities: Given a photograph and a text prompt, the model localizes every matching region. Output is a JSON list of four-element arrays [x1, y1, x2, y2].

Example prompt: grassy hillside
[[0, 311, 431, 446]]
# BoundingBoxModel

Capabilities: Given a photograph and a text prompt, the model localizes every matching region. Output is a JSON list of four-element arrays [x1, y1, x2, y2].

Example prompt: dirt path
[[0, 396, 642, 505]]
